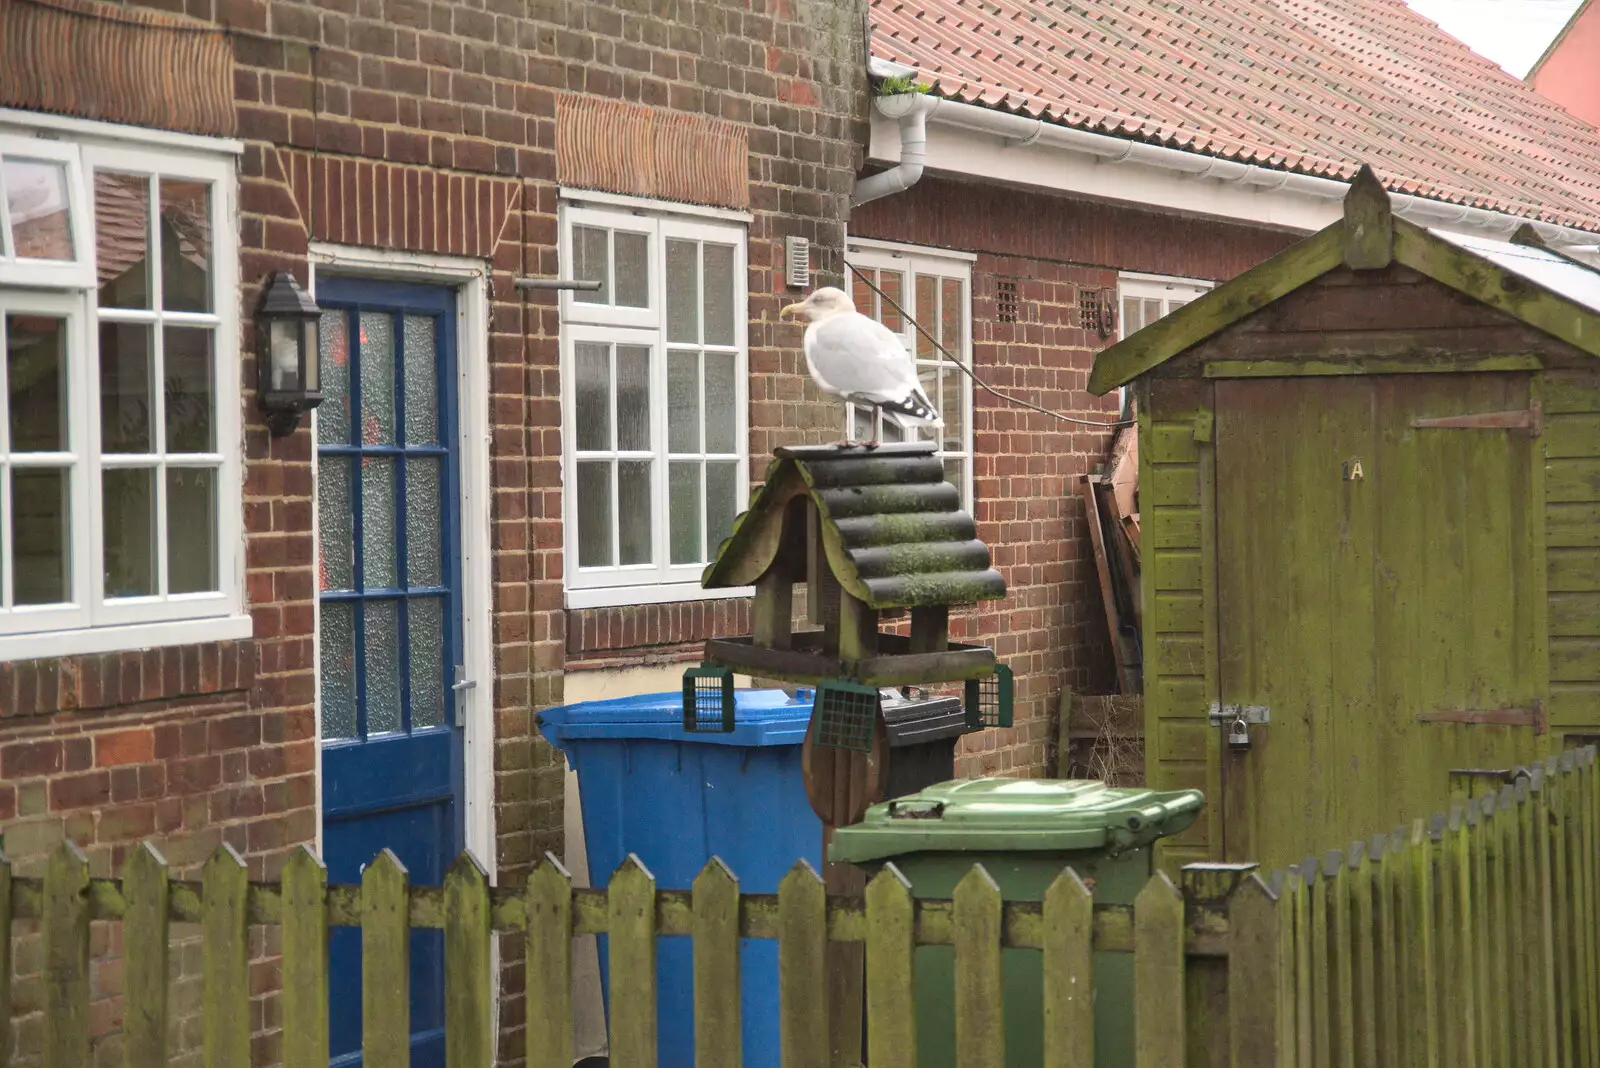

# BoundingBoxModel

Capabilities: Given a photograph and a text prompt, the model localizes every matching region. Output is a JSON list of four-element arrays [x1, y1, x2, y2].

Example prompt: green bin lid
[[828, 778, 1205, 863]]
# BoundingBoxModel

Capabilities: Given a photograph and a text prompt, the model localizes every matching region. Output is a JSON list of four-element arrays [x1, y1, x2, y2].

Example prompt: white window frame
[[843, 241, 975, 509], [1117, 272, 1213, 414], [0, 134, 94, 289], [559, 199, 750, 608], [0, 120, 247, 660]]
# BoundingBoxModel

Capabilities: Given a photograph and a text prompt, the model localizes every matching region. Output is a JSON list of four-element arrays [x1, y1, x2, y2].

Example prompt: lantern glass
[[268, 318, 301, 394], [302, 318, 320, 393]]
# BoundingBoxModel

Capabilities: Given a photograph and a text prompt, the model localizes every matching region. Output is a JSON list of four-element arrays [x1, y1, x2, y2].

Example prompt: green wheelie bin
[[829, 777, 1204, 1068]]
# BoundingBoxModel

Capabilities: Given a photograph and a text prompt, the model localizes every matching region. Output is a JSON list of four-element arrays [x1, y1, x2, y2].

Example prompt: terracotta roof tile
[[871, 0, 1600, 232]]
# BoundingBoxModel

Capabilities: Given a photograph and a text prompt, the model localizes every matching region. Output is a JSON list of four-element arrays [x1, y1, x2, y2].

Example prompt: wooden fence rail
[[2, 747, 1596, 1068]]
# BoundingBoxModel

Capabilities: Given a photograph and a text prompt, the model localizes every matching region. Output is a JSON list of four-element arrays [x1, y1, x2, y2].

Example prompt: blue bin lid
[[537, 688, 815, 749]]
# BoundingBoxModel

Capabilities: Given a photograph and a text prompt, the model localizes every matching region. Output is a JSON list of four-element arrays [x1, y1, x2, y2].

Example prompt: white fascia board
[[869, 102, 1600, 246], [872, 112, 1335, 236]]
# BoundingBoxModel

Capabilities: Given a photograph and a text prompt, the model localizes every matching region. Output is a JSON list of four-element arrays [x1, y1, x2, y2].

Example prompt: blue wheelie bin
[[536, 688, 822, 1068]]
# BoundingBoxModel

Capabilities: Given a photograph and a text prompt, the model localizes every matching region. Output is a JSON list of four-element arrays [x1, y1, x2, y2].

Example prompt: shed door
[[1215, 373, 1545, 866]]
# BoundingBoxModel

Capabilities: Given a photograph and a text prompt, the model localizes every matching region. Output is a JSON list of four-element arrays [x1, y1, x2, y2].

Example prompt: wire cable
[[844, 262, 1134, 428]]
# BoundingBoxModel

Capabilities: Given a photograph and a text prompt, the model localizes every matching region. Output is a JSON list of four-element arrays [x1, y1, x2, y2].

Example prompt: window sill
[[564, 583, 754, 611], [0, 613, 254, 663]]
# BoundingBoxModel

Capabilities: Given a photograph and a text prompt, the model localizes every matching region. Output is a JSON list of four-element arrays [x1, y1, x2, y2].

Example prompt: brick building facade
[[1, 0, 1306, 1062]]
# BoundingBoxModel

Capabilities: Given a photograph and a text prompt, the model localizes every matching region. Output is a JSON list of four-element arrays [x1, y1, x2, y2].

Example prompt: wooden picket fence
[[1, 746, 1597, 1068]]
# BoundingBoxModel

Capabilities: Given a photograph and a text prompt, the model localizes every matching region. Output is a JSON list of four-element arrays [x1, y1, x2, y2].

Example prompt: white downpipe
[[890, 93, 1600, 246], [853, 94, 938, 207]]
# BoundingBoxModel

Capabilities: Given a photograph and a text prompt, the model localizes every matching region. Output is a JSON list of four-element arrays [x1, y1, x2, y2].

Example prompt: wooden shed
[[1089, 167, 1600, 870]]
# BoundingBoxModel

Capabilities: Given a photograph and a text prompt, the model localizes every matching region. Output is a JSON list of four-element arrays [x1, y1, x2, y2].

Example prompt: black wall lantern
[[256, 271, 323, 436]]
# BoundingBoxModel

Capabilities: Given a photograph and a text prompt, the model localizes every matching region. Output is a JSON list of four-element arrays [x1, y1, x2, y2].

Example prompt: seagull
[[780, 287, 943, 447]]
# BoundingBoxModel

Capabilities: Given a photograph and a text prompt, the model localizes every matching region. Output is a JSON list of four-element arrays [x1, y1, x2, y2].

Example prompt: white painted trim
[[0, 612, 252, 661], [564, 582, 753, 611], [1117, 270, 1219, 289], [306, 248, 497, 878], [0, 108, 245, 156], [558, 186, 754, 224], [846, 236, 978, 263], [870, 98, 1600, 245]]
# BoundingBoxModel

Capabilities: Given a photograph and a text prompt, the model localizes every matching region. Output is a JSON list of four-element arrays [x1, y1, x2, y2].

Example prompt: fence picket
[[1349, 845, 1377, 1068], [123, 843, 170, 1068], [1452, 808, 1480, 1068], [1514, 778, 1547, 1068], [865, 864, 916, 1068], [610, 855, 659, 1068], [43, 840, 89, 1068], [1041, 869, 1093, 1068], [1330, 850, 1355, 1068], [0, 848, 9, 1068], [1295, 860, 1316, 1068], [1309, 856, 1332, 1068], [281, 846, 329, 1068], [202, 844, 250, 1068], [525, 855, 574, 1068], [1434, 815, 1459, 1068], [1134, 872, 1184, 1068], [445, 853, 493, 1068], [1407, 819, 1440, 1068], [1536, 768, 1560, 1068], [363, 850, 411, 1068], [1375, 838, 1400, 1064], [692, 858, 742, 1068], [1501, 785, 1527, 1063], [1469, 799, 1493, 1068], [1275, 869, 1300, 1068], [1582, 752, 1600, 1064], [1230, 874, 1284, 1068], [778, 860, 827, 1068], [954, 865, 1004, 1068], [1552, 759, 1577, 1068]]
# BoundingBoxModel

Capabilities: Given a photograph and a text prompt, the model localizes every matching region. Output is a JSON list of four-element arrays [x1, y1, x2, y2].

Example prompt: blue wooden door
[[315, 277, 463, 1068]]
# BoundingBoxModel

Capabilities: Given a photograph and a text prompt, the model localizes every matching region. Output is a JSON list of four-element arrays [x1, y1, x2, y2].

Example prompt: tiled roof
[[870, 0, 1600, 233]]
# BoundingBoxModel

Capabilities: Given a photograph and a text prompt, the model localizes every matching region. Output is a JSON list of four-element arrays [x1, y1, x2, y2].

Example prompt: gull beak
[[779, 301, 805, 319]]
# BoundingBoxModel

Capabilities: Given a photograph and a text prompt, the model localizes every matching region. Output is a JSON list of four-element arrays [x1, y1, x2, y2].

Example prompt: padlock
[[1227, 715, 1251, 752]]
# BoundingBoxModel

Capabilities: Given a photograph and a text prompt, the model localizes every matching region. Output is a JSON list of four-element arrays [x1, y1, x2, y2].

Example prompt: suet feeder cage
[[681, 665, 736, 734], [964, 663, 1014, 730], [814, 679, 883, 752]]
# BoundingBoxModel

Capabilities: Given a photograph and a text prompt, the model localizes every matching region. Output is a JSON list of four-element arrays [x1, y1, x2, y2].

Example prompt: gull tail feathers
[[879, 386, 942, 427]]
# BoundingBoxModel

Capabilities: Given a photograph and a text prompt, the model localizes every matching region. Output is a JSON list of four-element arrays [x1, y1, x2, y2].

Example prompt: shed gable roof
[[1087, 166, 1600, 394], [701, 442, 1006, 610]]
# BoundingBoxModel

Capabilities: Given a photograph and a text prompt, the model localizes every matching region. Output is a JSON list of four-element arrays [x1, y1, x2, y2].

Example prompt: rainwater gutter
[[879, 90, 1600, 246], [852, 92, 939, 208]]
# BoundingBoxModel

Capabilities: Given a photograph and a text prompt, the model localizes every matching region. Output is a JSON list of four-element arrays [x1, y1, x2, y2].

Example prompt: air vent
[[1079, 288, 1118, 339], [785, 235, 811, 289], [995, 279, 1020, 323]]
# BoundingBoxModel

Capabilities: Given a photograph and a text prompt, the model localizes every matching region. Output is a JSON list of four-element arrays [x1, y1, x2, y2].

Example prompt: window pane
[[408, 596, 446, 729], [667, 349, 699, 453], [164, 327, 214, 454], [941, 277, 962, 350], [879, 270, 904, 332], [406, 457, 441, 587], [320, 601, 357, 739], [319, 309, 351, 445], [159, 179, 211, 313], [669, 460, 702, 565], [359, 312, 395, 444], [575, 461, 613, 568], [364, 599, 401, 734], [705, 461, 737, 557], [573, 342, 610, 452], [851, 405, 873, 442], [11, 467, 69, 605], [402, 315, 438, 445], [617, 459, 652, 566], [940, 367, 964, 454], [614, 230, 648, 308], [1143, 298, 1161, 326], [944, 457, 966, 496], [1121, 297, 1139, 337], [167, 467, 217, 594], [99, 322, 153, 454], [703, 351, 736, 453], [615, 345, 650, 452], [703, 243, 735, 346], [666, 239, 698, 343], [915, 274, 936, 357], [9, 314, 66, 452], [851, 270, 875, 317], [5, 158, 73, 261], [319, 456, 354, 591], [95, 172, 150, 308], [362, 457, 397, 589], [102, 467, 156, 598], [573, 225, 609, 304]]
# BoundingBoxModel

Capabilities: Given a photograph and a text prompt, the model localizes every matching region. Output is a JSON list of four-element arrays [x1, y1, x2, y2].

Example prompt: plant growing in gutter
[[877, 74, 931, 97]]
